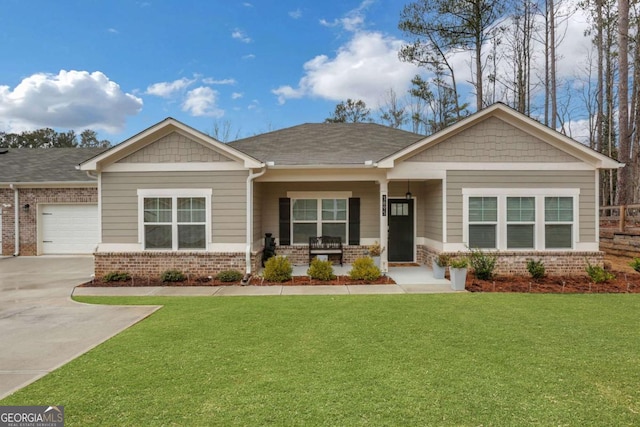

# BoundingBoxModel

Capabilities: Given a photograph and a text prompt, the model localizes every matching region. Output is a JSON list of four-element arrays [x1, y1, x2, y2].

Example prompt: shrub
[[368, 241, 385, 256], [263, 255, 293, 282], [449, 257, 468, 269], [585, 260, 615, 283], [435, 253, 450, 267], [216, 270, 243, 283], [103, 271, 131, 282], [349, 256, 381, 281], [526, 259, 546, 280], [307, 258, 336, 281], [630, 258, 640, 273], [469, 248, 497, 280], [161, 269, 186, 282]]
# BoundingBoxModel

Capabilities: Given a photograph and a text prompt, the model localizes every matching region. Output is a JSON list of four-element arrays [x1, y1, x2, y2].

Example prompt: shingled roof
[[229, 123, 425, 166], [0, 147, 108, 184]]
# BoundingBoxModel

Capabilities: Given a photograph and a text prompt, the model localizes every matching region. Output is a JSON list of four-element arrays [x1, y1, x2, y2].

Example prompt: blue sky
[[0, 0, 592, 143], [0, 0, 422, 142]]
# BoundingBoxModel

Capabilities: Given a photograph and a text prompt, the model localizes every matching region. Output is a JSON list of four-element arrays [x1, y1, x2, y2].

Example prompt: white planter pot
[[372, 256, 381, 268], [449, 267, 467, 291], [432, 260, 446, 280]]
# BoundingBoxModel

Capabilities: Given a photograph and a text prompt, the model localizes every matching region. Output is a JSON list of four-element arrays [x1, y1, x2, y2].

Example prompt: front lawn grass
[[2, 294, 640, 426]]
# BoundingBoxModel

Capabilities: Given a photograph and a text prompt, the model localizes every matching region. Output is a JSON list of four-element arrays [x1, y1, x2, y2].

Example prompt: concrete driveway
[[0, 256, 160, 399]]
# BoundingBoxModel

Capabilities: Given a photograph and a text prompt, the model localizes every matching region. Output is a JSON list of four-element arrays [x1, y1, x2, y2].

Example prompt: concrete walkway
[[74, 265, 458, 297], [0, 256, 160, 400]]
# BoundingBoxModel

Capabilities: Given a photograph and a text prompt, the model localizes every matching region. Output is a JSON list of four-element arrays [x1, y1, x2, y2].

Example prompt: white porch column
[[379, 179, 389, 274]]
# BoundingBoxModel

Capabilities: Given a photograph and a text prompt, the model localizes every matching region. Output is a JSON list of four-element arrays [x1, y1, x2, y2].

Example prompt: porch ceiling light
[[405, 181, 412, 199]]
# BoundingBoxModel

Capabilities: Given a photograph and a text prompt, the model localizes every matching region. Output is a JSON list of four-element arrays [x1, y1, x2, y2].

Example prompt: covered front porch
[[253, 174, 445, 275]]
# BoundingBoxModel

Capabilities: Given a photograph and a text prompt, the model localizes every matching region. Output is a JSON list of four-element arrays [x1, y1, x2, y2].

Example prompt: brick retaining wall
[[275, 245, 370, 265], [418, 245, 603, 276], [95, 252, 259, 278]]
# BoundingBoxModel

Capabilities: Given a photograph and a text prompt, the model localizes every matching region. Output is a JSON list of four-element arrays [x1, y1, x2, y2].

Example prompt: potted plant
[[368, 241, 385, 268], [449, 256, 468, 291], [432, 253, 450, 280]]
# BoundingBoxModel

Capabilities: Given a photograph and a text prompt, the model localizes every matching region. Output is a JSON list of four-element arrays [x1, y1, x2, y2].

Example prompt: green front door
[[388, 199, 414, 262]]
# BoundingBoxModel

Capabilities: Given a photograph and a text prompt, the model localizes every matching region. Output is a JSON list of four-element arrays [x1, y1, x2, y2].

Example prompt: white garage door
[[41, 204, 99, 254]]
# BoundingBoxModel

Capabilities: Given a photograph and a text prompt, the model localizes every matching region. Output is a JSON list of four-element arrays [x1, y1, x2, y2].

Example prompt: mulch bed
[[79, 259, 640, 293], [466, 270, 640, 293], [80, 275, 396, 287]]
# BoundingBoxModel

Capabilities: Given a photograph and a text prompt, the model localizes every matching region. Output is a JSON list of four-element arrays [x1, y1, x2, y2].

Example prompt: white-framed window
[[544, 196, 573, 249], [138, 189, 212, 250], [287, 191, 352, 245], [292, 198, 347, 244], [506, 197, 535, 249], [462, 189, 578, 251], [468, 196, 498, 248]]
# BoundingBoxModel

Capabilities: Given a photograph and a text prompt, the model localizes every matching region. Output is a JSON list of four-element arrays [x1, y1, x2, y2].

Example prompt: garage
[[41, 204, 99, 254]]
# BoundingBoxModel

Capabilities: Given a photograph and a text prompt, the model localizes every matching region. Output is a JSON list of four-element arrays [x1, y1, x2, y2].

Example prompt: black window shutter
[[279, 198, 291, 245], [349, 197, 360, 245]]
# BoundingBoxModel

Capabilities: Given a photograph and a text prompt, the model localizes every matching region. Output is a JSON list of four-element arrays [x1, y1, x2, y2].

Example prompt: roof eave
[[80, 118, 262, 171], [378, 103, 623, 169], [0, 181, 98, 188], [264, 163, 379, 169]]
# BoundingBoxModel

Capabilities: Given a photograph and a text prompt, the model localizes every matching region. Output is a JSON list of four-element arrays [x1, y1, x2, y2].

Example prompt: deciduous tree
[[325, 99, 372, 123]]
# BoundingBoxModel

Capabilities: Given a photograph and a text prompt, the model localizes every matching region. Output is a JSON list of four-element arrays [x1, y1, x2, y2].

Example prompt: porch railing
[[600, 204, 640, 232]]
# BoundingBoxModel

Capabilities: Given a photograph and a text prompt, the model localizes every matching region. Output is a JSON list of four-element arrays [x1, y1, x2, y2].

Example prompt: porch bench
[[309, 236, 343, 266]]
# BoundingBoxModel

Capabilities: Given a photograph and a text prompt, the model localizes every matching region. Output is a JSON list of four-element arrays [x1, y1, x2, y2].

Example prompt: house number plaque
[[382, 195, 387, 216]]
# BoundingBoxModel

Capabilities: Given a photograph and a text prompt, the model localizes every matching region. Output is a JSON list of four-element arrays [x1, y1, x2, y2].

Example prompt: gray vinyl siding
[[117, 131, 235, 163], [101, 170, 248, 244], [446, 170, 596, 244], [407, 117, 581, 163], [423, 180, 443, 242], [260, 181, 379, 242]]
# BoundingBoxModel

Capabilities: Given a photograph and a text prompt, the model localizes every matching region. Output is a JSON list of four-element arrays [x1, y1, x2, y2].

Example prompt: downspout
[[85, 170, 99, 252], [244, 165, 267, 279], [9, 184, 19, 256]]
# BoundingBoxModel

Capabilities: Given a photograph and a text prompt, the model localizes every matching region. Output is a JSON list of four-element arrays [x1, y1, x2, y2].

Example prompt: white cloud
[[232, 29, 252, 43], [272, 85, 305, 105], [242, 54, 256, 60], [320, 0, 374, 32], [0, 70, 142, 133], [272, 31, 421, 106], [231, 92, 243, 100], [146, 77, 195, 98], [107, 28, 119, 34], [289, 9, 302, 19], [202, 78, 236, 85], [182, 86, 223, 117]]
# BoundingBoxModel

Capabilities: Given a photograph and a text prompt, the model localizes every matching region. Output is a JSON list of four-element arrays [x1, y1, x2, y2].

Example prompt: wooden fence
[[600, 204, 640, 232]]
